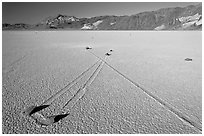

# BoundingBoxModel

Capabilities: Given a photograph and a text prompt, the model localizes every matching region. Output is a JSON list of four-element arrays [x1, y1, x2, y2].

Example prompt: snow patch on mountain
[[93, 20, 103, 27], [55, 15, 79, 22], [154, 24, 165, 30], [178, 13, 202, 29], [182, 21, 198, 28], [110, 22, 116, 25], [45, 15, 79, 27], [68, 16, 79, 22], [81, 23, 94, 30], [178, 13, 201, 23], [195, 18, 202, 26], [81, 20, 103, 30]]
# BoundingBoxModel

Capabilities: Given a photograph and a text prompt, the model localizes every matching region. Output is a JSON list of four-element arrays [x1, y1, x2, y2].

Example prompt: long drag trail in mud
[[87, 50, 202, 132], [22, 59, 100, 116], [62, 56, 107, 111], [23, 60, 100, 119], [41, 60, 100, 106], [32, 56, 108, 126], [2, 53, 29, 74]]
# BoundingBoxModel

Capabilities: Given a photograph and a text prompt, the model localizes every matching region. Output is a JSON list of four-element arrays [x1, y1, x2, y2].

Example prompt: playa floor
[[2, 31, 202, 134]]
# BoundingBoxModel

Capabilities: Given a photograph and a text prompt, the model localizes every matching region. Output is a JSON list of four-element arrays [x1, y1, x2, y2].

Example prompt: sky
[[2, 2, 200, 24]]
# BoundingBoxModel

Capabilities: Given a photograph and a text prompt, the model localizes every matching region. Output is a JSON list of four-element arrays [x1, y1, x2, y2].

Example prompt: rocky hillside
[[3, 23, 31, 30], [3, 3, 202, 30]]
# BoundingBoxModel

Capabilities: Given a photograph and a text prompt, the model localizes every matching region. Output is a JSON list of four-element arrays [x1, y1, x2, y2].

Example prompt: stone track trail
[[24, 53, 110, 126], [23, 60, 100, 116], [62, 56, 107, 111], [3, 54, 28, 74], [41, 60, 100, 106], [87, 50, 202, 133], [23, 49, 201, 133]]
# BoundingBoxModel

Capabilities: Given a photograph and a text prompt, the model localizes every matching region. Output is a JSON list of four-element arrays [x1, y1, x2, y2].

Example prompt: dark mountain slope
[[3, 3, 202, 30]]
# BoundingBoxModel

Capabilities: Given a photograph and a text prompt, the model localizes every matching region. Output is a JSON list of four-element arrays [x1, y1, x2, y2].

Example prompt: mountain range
[[2, 3, 202, 31]]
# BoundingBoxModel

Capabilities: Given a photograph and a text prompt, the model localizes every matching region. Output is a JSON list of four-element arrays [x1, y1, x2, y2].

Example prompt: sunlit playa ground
[[2, 31, 202, 134]]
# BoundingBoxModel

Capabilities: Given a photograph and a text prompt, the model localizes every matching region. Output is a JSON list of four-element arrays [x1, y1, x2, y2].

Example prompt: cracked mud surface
[[2, 31, 202, 134]]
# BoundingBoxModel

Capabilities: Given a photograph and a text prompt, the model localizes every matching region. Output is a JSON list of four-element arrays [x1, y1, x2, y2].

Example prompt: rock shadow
[[23, 105, 49, 116], [49, 113, 69, 123]]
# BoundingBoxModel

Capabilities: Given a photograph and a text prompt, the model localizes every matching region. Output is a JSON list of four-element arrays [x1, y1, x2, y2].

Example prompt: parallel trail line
[[8, 54, 27, 67], [88, 51, 202, 132], [41, 60, 100, 106], [2, 54, 27, 74], [62, 56, 107, 111], [30, 57, 107, 126]]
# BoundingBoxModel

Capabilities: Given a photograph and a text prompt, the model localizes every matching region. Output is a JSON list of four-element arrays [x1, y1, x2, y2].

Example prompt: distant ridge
[[3, 3, 202, 30]]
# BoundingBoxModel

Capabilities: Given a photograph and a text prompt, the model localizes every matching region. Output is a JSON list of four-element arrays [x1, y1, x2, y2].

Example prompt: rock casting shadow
[[47, 114, 69, 124], [23, 105, 50, 116]]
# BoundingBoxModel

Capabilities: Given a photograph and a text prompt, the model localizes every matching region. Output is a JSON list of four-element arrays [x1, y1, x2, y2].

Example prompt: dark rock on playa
[[105, 52, 111, 56], [86, 46, 92, 50], [185, 58, 193, 61]]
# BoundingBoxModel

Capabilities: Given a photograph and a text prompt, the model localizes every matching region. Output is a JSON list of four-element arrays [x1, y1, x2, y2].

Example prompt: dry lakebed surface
[[2, 31, 202, 134]]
